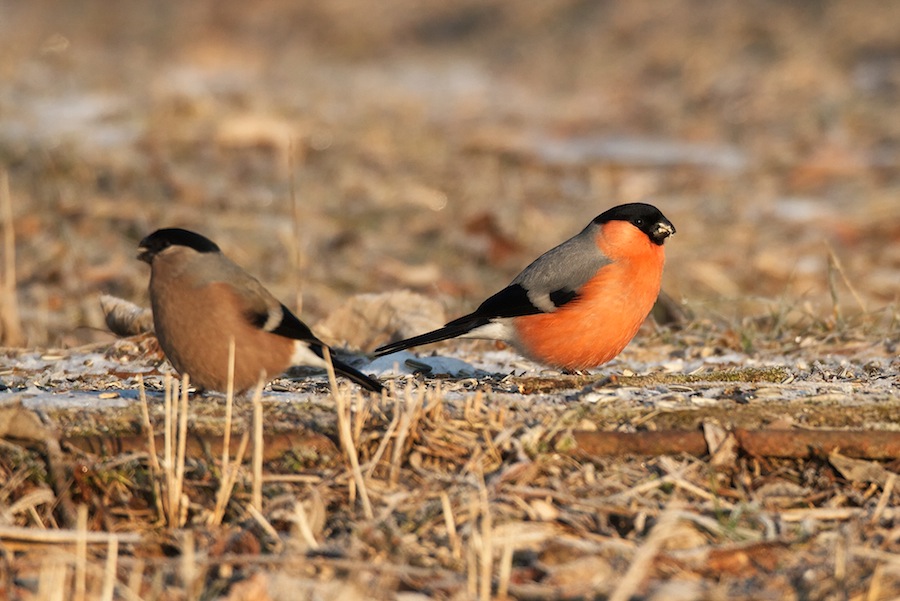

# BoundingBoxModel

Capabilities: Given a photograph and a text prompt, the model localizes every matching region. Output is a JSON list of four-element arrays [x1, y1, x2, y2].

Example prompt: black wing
[[249, 304, 383, 392], [270, 304, 321, 342], [247, 303, 321, 343], [374, 283, 579, 356]]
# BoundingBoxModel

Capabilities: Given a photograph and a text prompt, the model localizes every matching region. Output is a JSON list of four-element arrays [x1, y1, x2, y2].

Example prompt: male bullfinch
[[376, 203, 675, 371], [138, 228, 383, 393]]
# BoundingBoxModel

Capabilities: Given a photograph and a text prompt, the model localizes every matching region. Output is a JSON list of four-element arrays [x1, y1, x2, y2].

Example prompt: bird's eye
[[634, 218, 644, 226]]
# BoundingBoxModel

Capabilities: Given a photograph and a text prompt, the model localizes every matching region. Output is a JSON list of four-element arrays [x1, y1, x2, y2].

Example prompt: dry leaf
[[753, 481, 809, 509], [661, 522, 708, 551], [542, 555, 614, 596], [706, 541, 789, 576], [703, 421, 738, 468], [829, 450, 892, 486], [530, 498, 559, 522]]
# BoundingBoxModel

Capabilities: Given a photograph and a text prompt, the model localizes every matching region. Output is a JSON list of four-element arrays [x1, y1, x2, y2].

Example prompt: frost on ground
[[3, 1, 900, 598], [1, 323, 899, 600]]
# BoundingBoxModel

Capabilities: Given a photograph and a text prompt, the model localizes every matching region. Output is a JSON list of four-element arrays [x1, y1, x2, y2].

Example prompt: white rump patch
[[459, 319, 514, 342], [289, 341, 328, 368]]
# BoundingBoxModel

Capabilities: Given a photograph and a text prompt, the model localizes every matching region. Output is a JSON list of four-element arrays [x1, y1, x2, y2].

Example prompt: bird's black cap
[[138, 228, 220, 263], [593, 202, 675, 245]]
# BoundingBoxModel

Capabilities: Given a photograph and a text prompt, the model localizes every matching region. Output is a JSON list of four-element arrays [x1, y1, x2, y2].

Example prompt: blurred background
[[1, 0, 898, 348]]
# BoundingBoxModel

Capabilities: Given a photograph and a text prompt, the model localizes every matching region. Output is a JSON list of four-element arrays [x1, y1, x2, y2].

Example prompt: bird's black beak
[[652, 221, 676, 245], [137, 246, 153, 264]]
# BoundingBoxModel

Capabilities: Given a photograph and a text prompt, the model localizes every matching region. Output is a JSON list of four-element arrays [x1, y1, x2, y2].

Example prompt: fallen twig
[[0, 525, 141, 545], [569, 428, 900, 459]]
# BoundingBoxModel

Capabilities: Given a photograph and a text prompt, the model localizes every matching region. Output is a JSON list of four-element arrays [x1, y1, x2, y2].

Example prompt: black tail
[[374, 315, 488, 357], [329, 356, 384, 393], [303, 339, 383, 393]]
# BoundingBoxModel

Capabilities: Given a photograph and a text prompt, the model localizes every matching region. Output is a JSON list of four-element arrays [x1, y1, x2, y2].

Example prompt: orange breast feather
[[512, 221, 666, 370]]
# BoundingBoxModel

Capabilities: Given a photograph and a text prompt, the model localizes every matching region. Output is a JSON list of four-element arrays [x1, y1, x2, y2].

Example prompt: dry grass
[[324, 347, 374, 521], [1, 372, 900, 599], [0, 170, 23, 348], [2, 1, 900, 599]]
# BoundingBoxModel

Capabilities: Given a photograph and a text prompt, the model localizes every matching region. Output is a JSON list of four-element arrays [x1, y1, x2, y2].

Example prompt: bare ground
[[1, 1, 900, 599]]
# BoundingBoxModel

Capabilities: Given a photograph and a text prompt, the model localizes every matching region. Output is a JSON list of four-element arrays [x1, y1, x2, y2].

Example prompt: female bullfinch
[[376, 203, 675, 371], [138, 228, 383, 393]]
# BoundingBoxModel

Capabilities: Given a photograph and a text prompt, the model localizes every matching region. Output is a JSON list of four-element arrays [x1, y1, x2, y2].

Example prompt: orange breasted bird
[[138, 228, 383, 393], [375, 203, 675, 371]]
